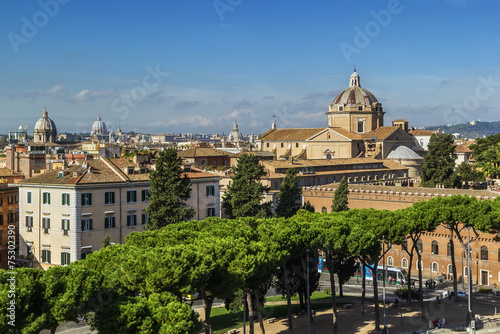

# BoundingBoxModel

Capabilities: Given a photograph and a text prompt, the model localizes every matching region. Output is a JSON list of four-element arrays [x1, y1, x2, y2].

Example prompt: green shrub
[[323, 288, 331, 296], [478, 287, 492, 294], [395, 287, 420, 302]]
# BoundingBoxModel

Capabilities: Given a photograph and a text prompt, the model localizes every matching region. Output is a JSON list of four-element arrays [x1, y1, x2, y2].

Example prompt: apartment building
[[18, 156, 220, 269]]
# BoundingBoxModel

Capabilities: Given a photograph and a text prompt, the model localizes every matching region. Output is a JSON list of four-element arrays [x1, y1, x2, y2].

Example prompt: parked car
[[441, 290, 467, 299]]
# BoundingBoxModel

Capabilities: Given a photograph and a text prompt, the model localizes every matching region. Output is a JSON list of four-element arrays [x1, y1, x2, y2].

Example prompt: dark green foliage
[[455, 162, 485, 182], [102, 235, 111, 248], [421, 134, 460, 188], [302, 201, 315, 213], [331, 176, 348, 212], [146, 148, 195, 229], [333, 257, 359, 297], [222, 154, 272, 218], [276, 168, 302, 218], [395, 287, 419, 302], [470, 133, 500, 178]]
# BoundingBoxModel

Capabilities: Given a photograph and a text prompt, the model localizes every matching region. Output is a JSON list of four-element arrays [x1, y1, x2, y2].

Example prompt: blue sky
[[1, 0, 499, 135]]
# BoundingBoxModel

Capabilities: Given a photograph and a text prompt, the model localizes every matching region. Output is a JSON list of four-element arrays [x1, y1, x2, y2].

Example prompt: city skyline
[[1, 0, 500, 135]]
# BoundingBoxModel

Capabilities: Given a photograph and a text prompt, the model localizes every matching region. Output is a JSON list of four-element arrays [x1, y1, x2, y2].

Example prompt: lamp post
[[382, 236, 389, 334], [307, 249, 311, 334], [466, 225, 473, 329]]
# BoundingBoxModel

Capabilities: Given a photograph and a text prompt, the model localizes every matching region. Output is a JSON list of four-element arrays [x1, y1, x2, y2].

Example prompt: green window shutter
[[27, 192, 31, 203], [89, 219, 93, 230], [88, 194, 92, 205], [61, 252, 64, 265], [42, 250, 45, 263], [81, 194, 84, 204], [206, 186, 209, 196], [127, 191, 130, 202], [48, 251, 51, 264], [105, 192, 108, 203], [48, 193, 50, 204]]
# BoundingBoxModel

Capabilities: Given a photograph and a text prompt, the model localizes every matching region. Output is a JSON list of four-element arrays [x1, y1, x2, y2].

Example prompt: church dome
[[331, 69, 379, 108], [227, 121, 244, 143], [91, 115, 107, 135], [34, 108, 57, 132]]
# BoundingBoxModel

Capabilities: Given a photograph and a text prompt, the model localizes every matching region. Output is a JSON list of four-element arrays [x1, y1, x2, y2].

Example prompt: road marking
[[56, 326, 91, 333]]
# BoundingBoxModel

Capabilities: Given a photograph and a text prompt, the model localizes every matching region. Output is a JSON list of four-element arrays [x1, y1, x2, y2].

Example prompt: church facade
[[258, 70, 415, 161]]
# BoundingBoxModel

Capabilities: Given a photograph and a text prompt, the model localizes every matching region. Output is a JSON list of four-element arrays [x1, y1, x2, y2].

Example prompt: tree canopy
[[421, 134, 460, 188], [145, 148, 195, 229], [275, 167, 302, 218], [331, 176, 349, 212], [222, 153, 272, 218]]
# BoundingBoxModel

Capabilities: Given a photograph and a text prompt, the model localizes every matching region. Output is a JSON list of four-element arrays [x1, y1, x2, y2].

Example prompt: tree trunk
[[372, 264, 380, 331], [201, 291, 215, 334], [283, 263, 294, 334], [417, 252, 424, 319], [338, 279, 343, 298], [360, 262, 366, 314], [449, 229, 458, 301], [255, 289, 265, 334], [247, 290, 255, 334], [298, 290, 304, 309], [407, 251, 414, 303], [326, 256, 338, 334]]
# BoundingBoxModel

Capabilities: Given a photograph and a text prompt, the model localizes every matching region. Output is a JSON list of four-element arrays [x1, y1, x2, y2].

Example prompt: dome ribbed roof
[[387, 146, 423, 160], [34, 108, 57, 132], [331, 70, 379, 106], [91, 115, 107, 135]]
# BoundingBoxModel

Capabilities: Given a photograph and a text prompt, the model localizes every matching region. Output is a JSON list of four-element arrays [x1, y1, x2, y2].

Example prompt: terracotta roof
[[259, 128, 326, 141], [455, 145, 472, 153], [328, 127, 362, 140], [409, 130, 435, 136], [0, 168, 24, 177], [362, 126, 399, 140], [262, 158, 403, 169], [392, 119, 408, 122], [178, 147, 228, 158], [185, 172, 221, 179]]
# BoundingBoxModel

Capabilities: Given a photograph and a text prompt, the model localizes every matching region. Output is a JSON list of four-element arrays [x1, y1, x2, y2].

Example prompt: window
[[81, 252, 92, 260], [357, 121, 364, 133], [0, 198, 2, 206], [62, 193, 70, 206], [26, 216, 33, 232], [448, 264, 453, 275], [42, 249, 51, 264], [127, 190, 137, 203], [81, 218, 92, 231], [447, 242, 452, 257], [42, 217, 50, 234], [206, 185, 215, 197], [43, 192, 51, 204], [464, 266, 468, 277], [141, 213, 148, 224], [266, 143, 269, 147], [358, 106, 363, 111], [417, 239, 423, 253], [402, 258, 408, 268], [141, 189, 150, 201], [416, 260, 423, 270], [105, 191, 115, 204], [127, 214, 136, 226], [207, 208, 216, 217], [61, 219, 70, 235], [431, 240, 439, 255], [281, 143, 284, 148], [8, 213, 14, 224], [481, 246, 488, 261], [431, 262, 438, 273], [0, 215, 3, 226], [0, 232, 2, 245], [295, 143, 299, 148], [61, 252, 70, 266], [26, 244, 32, 257], [321, 207, 327, 213], [105, 217, 116, 229], [81, 193, 92, 206], [387, 256, 394, 267], [338, 106, 343, 111], [8, 196, 13, 204]]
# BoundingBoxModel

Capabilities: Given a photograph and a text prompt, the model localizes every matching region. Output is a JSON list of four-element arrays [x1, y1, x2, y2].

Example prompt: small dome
[[227, 121, 244, 143], [387, 146, 423, 160], [91, 115, 107, 135], [331, 70, 379, 107], [34, 108, 57, 132]]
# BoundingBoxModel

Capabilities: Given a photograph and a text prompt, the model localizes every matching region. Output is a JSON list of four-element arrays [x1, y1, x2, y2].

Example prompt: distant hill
[[422, 121, 500, 139]]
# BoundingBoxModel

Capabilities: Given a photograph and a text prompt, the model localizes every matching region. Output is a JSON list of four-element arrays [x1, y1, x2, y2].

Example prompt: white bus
[[355, 265, 408, 285]]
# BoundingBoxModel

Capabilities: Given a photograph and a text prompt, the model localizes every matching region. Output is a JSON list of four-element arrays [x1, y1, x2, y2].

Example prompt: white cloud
[[227, 109, 256, 119], [73, 89, 115, 101], [45, 85, 66, 96], [168, 115, 214, 127]]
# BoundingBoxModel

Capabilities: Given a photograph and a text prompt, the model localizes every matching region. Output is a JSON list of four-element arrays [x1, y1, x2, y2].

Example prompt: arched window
[[416, 260, 423, 270], [201, 160, 207, 165], [431, 262, 438, 273], [447, 242, 452, 257], [387, 256, 394, 267], [402, 258, 408, 268], [481, 246, 488, 261], [447, 264, 453, 275], [417, 239, 423, 253], [431, 241, 439, 255], [464, 266, 468, 277], [321, 207, 327, 213]]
